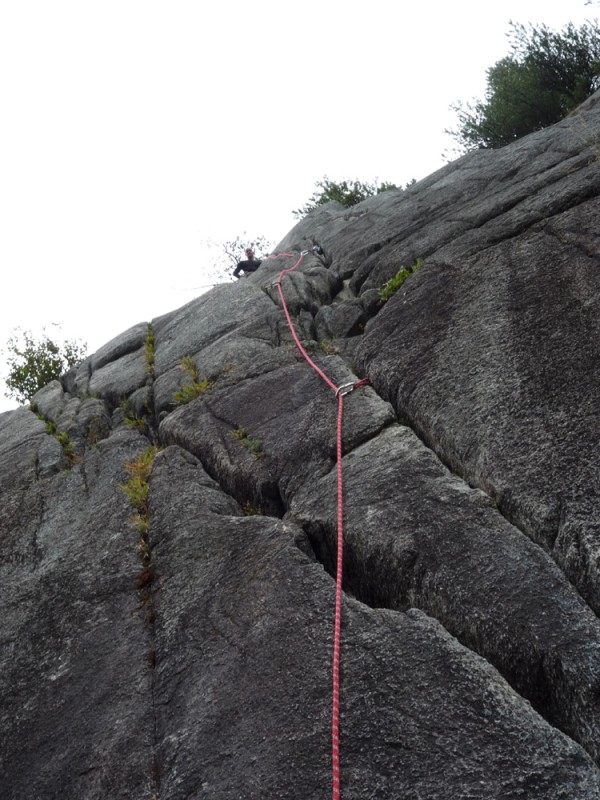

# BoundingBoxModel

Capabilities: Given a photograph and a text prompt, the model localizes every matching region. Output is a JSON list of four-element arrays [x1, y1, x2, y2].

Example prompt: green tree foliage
[[3, 327, 87, 404], [293, 176, 408, 219], [448, 20, 600, 151]]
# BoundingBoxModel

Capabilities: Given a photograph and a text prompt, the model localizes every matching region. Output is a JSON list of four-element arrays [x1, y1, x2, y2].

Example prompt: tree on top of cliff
[[3, 327, 87, 404], [292, 176, 409, 219], [448, 20, 600, 151]]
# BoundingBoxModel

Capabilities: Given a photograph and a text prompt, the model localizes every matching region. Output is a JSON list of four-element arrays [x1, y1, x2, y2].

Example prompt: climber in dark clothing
[[233, 248, 262, 279]]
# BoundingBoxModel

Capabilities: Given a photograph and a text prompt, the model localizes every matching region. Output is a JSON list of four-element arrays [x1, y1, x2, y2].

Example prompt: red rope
[[268, 251, 368, 800], [331, 390, 344, 800], [273, 253, 338, 392]]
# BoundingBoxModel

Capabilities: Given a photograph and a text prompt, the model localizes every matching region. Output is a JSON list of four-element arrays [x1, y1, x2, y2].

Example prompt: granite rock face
[[2, 92, 600, 798]]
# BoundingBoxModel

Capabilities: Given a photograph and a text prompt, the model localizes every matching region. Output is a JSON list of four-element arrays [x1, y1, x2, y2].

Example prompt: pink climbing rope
[[268, 250, 369, 800], [273, 253, 338, 392], [331, 390, 344, 800]]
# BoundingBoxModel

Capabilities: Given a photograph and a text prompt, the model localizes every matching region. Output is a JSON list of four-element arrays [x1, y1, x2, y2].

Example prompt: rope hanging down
[[268, 248, 370, 800]]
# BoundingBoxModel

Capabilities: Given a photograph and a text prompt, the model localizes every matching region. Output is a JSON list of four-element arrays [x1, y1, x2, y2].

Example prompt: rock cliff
[[1, 91, 600, 799]]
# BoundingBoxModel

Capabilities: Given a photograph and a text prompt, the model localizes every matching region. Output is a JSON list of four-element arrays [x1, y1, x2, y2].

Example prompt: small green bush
[[379, 258, 423, 300], [55, 431, 74, 458], [120, 399, 150, 432], [172, 357, 214, 405], [144, 325, 156, 374], [121, 474, 149, 513], [132, 513, 150, 538], [180, 355, 199, 382], [120, 446, 160, 560], [173, 378, 213, 405], [231, 426, 263, 458], [126, 446, 158, 482], [38, 415, 76, 464], [120, 446, 159, 513], [124, 414, 147, 432]]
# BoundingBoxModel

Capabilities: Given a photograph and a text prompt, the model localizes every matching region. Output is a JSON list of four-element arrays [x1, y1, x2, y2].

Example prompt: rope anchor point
[[335, 378, 371, 397]]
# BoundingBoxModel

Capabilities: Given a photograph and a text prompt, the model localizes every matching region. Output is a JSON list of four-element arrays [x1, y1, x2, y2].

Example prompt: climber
[[233, 248, 262, 279]]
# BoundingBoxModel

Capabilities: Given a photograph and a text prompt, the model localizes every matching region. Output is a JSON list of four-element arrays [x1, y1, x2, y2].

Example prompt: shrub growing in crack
[[120, 446, 160, 561], [32, 408, 78, 466], [144, 324, 156, 375], [379, 258, 424, 301], [121, 399, 153, 437], [173, 356, 215, 405], [119, 443, 161, 797], [123, 409, 148, 434], [231, 426, 263, 458], [173, 380, 214, 405]]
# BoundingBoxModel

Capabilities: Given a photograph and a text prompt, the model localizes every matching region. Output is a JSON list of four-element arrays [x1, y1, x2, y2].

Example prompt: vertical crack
[[119, 444, 161, 798]]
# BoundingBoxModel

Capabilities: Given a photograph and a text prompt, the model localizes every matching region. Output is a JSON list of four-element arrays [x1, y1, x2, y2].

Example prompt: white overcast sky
[[0, 0, 595, 411]]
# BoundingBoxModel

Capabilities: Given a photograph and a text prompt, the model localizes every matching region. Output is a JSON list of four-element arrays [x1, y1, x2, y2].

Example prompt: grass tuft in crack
[[379, 258, 423, 301], [231, 426, 263, 458], [120, 446, 160, 558], [173, 356, 215, 405]]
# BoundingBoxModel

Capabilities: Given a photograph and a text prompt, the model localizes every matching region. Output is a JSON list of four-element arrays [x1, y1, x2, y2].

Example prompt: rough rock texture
[[2, 91, 600, 798]]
